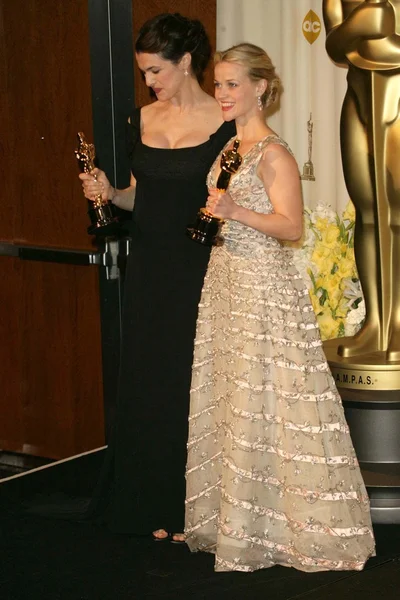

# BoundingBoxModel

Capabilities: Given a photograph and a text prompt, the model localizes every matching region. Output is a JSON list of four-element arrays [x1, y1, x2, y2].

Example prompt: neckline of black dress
[[137, 113, 229, 152]]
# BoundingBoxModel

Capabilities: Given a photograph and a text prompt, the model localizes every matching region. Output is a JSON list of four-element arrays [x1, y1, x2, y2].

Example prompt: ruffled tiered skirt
[[185, 241, 375, 573]]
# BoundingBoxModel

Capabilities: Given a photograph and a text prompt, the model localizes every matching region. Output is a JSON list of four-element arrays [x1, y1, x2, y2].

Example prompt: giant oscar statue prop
[[323, 0, 400, 522], [75, 132, 120, 236], [187, 140, 242, 246]]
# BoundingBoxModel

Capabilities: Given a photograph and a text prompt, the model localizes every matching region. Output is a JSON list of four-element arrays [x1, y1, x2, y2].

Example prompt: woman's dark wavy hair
[[135, 13, 211, 83]]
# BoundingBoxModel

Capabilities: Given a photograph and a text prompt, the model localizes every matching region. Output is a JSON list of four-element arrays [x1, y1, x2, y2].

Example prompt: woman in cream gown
[[184, 43, 375, 573]]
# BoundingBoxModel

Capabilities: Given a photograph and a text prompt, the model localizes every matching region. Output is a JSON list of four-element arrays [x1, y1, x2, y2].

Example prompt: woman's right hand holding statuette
[[187, 139, 242, 246], [75, 132, 120, 235], [79, 168, 115, 204], [205, 188, 238, 221]]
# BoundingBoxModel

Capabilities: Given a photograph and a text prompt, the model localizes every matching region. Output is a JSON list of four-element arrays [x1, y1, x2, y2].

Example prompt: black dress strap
[[210, 120, 236, 152], [125, 107, 141, 159], [129, 107, 141, 129]]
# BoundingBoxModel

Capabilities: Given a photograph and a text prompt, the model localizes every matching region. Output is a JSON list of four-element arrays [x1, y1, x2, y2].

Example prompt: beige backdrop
[[217, 0, 349, 213]]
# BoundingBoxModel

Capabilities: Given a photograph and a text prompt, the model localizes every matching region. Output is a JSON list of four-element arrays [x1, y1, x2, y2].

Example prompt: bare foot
[[152, 529, 170, 541]]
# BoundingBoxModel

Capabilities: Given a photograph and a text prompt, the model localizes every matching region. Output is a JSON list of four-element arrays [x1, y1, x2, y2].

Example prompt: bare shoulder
[[261, 141, 298, 168], [198, 94, 225, 129], [258, 141, 300, 183], [202, 93, 220, 112], [139, 101, 162, 120], [126, 101, 159, 124]]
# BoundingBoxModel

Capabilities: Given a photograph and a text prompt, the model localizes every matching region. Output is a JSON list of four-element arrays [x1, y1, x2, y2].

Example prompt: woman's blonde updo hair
[[214, 43, 281, 109]]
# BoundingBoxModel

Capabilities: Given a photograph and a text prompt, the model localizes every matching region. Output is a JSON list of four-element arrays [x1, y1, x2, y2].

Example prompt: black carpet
[[1, 451, 399, 600]]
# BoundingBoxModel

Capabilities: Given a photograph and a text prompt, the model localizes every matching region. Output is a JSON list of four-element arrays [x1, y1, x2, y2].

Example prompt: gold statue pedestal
[[324, 339, 400, 524], [324, 339, 400, 391]]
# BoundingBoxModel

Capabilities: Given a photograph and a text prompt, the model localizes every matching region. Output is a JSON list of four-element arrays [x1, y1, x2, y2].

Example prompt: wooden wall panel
[[0, 4, 15, 242], [0, 257, 23, 450], [0, 0, 105, 459], [0, 258, 104, 459], [0, 0, 95, 250], [132, 0, 217, 107]]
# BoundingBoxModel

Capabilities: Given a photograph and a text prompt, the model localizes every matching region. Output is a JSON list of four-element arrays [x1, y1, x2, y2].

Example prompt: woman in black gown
[[80, 13, 235, 541]]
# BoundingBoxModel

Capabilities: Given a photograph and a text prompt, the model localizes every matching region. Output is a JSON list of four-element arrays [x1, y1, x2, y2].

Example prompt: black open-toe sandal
[[170, 534, 186, 545]]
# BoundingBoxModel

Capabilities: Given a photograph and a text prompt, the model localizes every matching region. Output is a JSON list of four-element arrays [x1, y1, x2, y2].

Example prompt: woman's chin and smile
[[219, 102, 236, 120], [220, 102, 235, 113]]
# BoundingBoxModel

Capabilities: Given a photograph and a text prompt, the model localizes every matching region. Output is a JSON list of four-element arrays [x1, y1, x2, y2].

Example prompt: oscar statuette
[[323, 0, 400, 523], [75, 132, 120, 236], [301, 114, 316, 181], [187, 139, 242, 246]]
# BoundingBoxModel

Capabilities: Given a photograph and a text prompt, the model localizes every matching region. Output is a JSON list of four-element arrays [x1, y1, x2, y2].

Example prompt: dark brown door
[[0, 0, 104, 459], [0, 0, 216, 460]]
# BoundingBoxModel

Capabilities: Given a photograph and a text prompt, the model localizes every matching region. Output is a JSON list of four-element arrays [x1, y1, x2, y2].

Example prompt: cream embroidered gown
[[184, 135, 375, 573]]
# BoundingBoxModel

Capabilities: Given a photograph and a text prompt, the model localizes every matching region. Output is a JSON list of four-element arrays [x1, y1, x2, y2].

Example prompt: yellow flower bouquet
[[292, 201, 365, 341]]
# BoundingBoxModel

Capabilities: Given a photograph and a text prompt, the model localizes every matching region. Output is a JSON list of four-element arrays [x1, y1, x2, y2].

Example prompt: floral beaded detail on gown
[[184, 135, 375, 573]]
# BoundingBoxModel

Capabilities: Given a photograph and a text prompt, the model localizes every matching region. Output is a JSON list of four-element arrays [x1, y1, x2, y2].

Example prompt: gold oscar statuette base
[[324, 338, 400, 391], [186, 207, 225, 246]]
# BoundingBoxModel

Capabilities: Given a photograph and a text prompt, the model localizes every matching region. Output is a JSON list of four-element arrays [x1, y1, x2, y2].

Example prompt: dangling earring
[[257, 96, 263, 111], [184, 69, 189, 77]]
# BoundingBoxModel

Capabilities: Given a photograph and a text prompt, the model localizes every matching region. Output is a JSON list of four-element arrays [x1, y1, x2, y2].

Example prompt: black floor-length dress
[[88, 108, 235, 535]]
